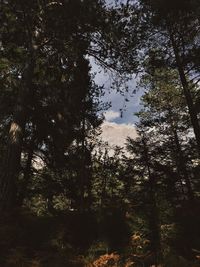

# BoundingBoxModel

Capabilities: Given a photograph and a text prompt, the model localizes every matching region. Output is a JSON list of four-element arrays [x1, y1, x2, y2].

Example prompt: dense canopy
[[0, 0, 200, 266]]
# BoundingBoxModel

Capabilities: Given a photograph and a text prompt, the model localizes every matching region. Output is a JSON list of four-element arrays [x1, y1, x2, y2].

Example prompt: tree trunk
[[167, 108, 194, 201], [169, 31, 200, 156], [0, 57, 34, 212], [17, 145, 34, 207], [172, 126, 194, 201], [141, 136, 162, 267]]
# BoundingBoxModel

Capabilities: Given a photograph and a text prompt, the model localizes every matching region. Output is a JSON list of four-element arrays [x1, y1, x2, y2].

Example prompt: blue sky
[[90, 0, 144, 125], [91, 60, 144, 125]]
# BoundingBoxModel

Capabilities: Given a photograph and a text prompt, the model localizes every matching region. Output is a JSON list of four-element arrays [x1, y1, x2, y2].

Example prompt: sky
[[91, 60, 144, 125], [90, 0, 144, 125], [89, 0, 142, 147]]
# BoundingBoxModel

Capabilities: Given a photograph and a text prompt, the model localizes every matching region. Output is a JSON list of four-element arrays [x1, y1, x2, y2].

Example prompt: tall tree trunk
[[169, 31, 200, 156], [79, 117, 86, 212], [168, 108, 194, 201], [141, 136, 162, 267], [0, 57, 34, 212], [17, 145, 34, 207], [172, 127, 194, 201]]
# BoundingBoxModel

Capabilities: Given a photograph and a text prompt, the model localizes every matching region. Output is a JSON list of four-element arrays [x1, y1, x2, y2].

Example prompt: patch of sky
[[90, 57, 144, 125]]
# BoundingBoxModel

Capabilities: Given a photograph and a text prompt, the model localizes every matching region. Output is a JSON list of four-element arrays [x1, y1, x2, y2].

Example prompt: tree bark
[[0, 57, 34, 212], [141, 135, 162, 267], [169, 31, 200, 156], [172, 126, 194, 201], [17, 145, 34, 207], [167, 108, 194, 201]]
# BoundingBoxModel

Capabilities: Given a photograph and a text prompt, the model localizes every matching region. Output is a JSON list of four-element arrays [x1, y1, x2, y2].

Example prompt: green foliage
[[0, 0, 200, 266]]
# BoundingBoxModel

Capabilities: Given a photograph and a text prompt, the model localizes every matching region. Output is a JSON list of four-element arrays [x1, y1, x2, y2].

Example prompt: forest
[[0, 0, 200, 266]]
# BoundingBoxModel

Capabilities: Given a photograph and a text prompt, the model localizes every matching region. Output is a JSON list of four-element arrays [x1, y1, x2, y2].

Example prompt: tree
[[125, 0, 200, 155], [139, 67, 195, 201], [0, 0, 107, 212]]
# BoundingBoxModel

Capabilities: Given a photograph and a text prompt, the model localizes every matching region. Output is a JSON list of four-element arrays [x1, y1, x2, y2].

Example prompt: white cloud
[[104, 110, 120, 122], [100, 121, 137, 148]]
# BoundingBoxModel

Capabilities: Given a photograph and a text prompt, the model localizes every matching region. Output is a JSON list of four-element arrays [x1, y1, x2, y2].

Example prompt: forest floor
[[0, 209, 200, 267]]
